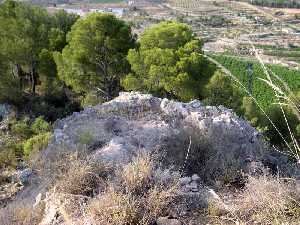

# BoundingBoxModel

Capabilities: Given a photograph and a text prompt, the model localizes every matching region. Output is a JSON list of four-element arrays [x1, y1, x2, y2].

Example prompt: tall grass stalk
[[250, 44, 299, 161], [205, 53, 300, 162]]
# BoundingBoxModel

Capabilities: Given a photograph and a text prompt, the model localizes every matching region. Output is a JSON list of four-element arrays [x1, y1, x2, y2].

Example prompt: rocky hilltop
[[48, 92, 265, 176], [2, 92, 299, 225]]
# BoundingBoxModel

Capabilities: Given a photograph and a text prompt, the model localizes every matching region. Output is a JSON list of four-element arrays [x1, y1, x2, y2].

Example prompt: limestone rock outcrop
[[45, 92, 266, 181], [1, 92, 271, 225]]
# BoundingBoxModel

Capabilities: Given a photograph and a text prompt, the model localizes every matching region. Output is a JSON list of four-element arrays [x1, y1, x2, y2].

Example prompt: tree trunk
[[98, 61, 112, 101], [15, 64, 23, 90], [30, 61, 37, 94]]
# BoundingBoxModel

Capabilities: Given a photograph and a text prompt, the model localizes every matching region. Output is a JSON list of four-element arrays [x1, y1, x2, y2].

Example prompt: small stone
[[179, 177, 192, 186], [34, 193, 42, 208], [191, 188, 199, 192], [185, 185, 192, 190], [19, 168, 32, 185], [191, 174, 200, 182], [156, 217, 182, 225], [185, 181, 198, 192], [189, 181, 198, 189], [190, 100, 202, 108], [207, 188, 221, 200]]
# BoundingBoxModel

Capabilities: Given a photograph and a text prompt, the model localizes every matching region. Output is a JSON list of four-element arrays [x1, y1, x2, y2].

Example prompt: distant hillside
[[11, 0, 124, 6], [244, 0, 300, 8]]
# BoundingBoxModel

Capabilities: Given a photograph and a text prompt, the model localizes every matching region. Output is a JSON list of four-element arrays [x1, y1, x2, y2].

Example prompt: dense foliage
[[0, 0, 80, 120], [212, 54, 300, 148], [204, 71, 243, 114], [0, 0, 80, 168], [0, 116, 52, 168], [0, 0, 78, 96], [55, 13, 136, 101], [123, 21, 216, 101]]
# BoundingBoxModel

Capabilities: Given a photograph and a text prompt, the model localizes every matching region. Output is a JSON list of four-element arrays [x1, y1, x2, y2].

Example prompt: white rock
[[157, 217, 182, 225], [189, 100, 202, 108], [33, 193, 42, 208], [189, 181, 198, 189], [207, 188, 221, 200], [179, 177, 192, 185], [191, 174, 200, 182], [191, 188, 199, 192]]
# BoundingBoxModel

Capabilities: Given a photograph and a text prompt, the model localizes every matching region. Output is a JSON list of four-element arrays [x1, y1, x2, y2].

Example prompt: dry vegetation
[[0, 200, 45, 225], [208, 173, 300, 225], [87, 154, 179, 225], [2, 150, 300, 225]]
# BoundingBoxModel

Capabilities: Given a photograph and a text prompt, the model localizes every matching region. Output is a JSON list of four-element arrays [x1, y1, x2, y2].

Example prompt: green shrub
[[23, 132, 52, 157], [31, 116, 51, 134], [0, 149, 17, 169], [263, 105, 299, 146], [204, 71, 243, 114], [11, 118, 32, 139], [123, 21, 216, 101], [78, 131, 94, 146], [241, 96, 262, 127], [81, 92, 105, 107], [0, 131, 25, 169]]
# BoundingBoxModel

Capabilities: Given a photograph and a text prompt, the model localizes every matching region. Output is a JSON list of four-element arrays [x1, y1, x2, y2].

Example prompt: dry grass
[[143, 186, 178, 222], [0, 200, 45, 225], [236, 175, 299, 223], [209, 174, 300, 224], [118, 154, 152, 194], [55, 157, 110, 196], [88, 188, 140, 225], [88, 185, 177, 225], [87, 154, 179, 225]]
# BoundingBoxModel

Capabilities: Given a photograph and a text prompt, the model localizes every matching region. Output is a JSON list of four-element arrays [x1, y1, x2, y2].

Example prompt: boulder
[[43, 92, 266, 182], [3, 92, 269, 225]]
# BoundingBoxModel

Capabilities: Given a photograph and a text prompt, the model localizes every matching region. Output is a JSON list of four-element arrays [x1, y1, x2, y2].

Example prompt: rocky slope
[[46, 92, 266, 179], [3, 92, 297, 225]]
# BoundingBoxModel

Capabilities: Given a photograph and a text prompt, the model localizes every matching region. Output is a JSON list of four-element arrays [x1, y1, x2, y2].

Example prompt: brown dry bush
[[236, 174, 300, 224], [0, 200, 45, 225], [209, 174, 300, 225], [87, 154, 179, 225], [55, 157, 110, 196], [118, 154, 153, 194], [88, 188, 140, 225]]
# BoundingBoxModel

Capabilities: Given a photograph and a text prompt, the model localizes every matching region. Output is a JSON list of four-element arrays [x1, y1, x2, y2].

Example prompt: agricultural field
[[90, 0, 123, 2], [166, 0, 300, 67], [45, 0, 300, 67], [168, 0, 217, 9], [211, 54, 300, 109]]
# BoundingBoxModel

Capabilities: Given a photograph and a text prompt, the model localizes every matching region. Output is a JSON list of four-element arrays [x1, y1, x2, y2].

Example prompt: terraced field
[[169, 0, 213, 9]]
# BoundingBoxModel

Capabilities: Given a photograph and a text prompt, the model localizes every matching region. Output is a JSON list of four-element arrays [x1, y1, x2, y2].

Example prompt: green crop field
[[211, 54, 300, 109]]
